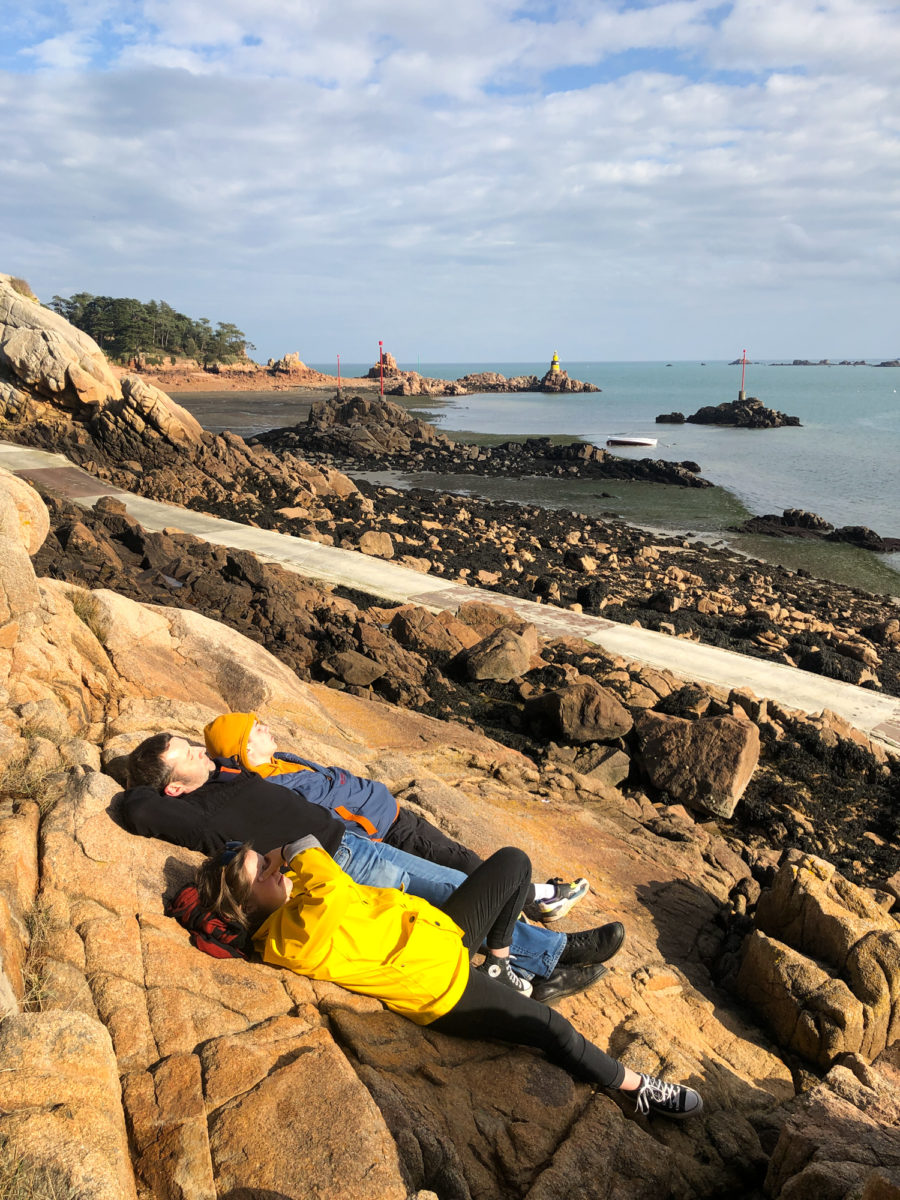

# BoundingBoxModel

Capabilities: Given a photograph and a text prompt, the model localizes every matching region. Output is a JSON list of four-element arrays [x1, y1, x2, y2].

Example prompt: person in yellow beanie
[[203, 711, 590, 923]]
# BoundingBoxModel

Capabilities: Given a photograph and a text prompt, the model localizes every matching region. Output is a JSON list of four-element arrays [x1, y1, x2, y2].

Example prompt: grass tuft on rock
[[8, 277, 37, 302], [66, 588, 109, 645], [0, 1139, 77, 1200]]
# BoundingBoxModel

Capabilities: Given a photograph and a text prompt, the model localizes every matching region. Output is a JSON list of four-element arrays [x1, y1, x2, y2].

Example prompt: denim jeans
[[334, 832, 565, 979]]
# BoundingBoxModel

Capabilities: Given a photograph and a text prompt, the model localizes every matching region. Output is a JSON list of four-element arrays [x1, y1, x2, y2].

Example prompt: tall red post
[[739, 349, 747, 401], [337, 353, 341, 396], [379, 340, 384, 396]]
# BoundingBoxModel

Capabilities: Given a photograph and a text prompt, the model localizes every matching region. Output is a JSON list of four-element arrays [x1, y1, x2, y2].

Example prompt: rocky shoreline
[[119, 347, 600, 398], [0, 273, 898, 1199], [7, 365, 899, 699], [253, 394, 710, 487]]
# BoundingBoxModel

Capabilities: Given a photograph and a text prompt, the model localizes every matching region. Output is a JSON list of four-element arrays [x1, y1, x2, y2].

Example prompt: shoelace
[[634, 1074, 681, 1115], [488, 959, 529, 992]]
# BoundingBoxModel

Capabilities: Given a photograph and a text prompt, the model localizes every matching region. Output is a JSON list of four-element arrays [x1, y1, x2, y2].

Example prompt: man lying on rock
[[195, 837, 703, 1120], [122, 730, 626, 1004]]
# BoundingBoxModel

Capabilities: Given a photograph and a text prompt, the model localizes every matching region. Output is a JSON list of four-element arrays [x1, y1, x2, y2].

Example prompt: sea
[[172, 360, 900, 596]]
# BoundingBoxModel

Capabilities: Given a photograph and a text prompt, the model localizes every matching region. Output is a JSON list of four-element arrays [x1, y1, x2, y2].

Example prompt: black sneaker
[[522, 877, 589, 923], [476, 953, 533, 997], [558, 922, 625, 966], [628, 1073, 704, 1120]]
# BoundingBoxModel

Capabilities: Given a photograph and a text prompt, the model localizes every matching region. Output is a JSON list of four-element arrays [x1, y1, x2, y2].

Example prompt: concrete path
[[4, 441, 899, 751]]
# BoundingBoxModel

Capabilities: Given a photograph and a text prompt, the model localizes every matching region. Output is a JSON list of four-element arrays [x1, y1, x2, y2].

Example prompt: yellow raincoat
[[253, 845, 470, 1025]]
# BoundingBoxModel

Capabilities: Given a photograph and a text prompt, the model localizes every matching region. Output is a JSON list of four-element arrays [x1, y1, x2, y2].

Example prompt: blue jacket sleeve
[[266, 759, 399, 840]]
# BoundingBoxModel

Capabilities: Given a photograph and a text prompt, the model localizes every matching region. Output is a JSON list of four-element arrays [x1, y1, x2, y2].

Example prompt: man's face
[[161, 738, 214, 796]]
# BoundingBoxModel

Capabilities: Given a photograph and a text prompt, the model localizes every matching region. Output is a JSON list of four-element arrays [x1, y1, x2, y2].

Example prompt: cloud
[[1, 0, 899, 358]]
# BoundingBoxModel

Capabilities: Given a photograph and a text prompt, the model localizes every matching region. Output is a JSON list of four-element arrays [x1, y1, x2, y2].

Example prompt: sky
[[2, 0, 900, 363]]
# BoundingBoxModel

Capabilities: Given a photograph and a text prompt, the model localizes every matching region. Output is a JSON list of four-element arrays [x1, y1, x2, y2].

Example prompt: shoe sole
[[536, 880, 590, 923]]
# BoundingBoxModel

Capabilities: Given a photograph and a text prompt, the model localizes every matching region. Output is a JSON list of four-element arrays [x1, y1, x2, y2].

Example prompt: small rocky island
[[370, 350, 600, 397], [657, 397, 801, 429]]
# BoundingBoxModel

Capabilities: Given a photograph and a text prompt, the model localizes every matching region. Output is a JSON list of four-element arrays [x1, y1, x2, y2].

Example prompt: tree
[[47, 291, 254, 363]]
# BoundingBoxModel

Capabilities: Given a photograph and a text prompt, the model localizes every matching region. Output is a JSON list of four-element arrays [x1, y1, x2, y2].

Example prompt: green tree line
[[49, 293, 255, 365]]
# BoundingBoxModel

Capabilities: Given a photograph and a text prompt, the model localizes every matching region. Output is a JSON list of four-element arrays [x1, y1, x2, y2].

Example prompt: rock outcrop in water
[[368, 350, 601, 396], [254, 395, 712, 487], [733, 509, 900, 554], [677, 398, 801, 429]]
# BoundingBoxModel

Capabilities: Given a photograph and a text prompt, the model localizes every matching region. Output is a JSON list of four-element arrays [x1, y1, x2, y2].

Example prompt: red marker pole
[[379, 340, 384, 397], [739, 349, 747, 401], [337, 353, 341, 396]]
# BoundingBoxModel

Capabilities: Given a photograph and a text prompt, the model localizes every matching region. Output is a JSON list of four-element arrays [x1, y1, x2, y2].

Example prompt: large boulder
[[528, 679, 633, 743], [740, 852, 900, 1066], [466, 625, 538, 683], [736, 929, 866, 1067], [0, 275, 121, 409], [634, 710, 760, 817]]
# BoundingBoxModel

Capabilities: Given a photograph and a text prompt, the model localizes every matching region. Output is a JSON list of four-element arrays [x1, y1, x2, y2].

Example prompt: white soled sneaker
[[523, 878, 590, 923], [628, 1073, 704, 1120], [476, 953, 533, 997]]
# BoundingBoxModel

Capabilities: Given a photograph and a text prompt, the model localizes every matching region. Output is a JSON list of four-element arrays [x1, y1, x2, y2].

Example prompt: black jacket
[[120, 761, 346, 857]]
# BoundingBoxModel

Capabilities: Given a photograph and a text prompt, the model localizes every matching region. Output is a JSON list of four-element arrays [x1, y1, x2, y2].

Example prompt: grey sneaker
[[477, 953, 533, 997], [523, 878, 589, 923], [629, 1073, 704, 1120]]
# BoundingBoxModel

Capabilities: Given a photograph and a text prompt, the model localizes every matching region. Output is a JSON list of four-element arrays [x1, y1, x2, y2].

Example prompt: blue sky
[[2, 0, 899, 362]]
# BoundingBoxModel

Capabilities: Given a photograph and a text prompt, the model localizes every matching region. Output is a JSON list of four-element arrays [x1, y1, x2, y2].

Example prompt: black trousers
[[384, 807, 484, 874], [430, 848, 624, 1091], [384, 808, 538, 904]]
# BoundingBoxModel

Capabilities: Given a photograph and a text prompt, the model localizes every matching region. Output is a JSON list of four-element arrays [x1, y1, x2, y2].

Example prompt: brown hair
[[127, 733, 175, 791], [196, 842, 260, 931]]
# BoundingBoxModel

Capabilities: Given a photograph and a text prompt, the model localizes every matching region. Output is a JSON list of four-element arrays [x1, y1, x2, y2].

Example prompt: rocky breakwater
[[657, 398, 801, 429], [254, 394, 711, 487], [1, 466, 899, 1198], [370, 350, 601, 397]]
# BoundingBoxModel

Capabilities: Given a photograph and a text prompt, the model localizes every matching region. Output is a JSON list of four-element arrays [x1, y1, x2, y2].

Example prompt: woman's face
[[245, 720, 278, 765], [242, 848, 292, 916]]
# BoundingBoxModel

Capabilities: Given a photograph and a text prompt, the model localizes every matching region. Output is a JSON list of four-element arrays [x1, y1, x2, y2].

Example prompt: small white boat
[[606, 435, 658, 448]]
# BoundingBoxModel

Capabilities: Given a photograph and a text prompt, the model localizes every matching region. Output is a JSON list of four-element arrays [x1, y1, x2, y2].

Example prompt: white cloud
[[1, 0, 899, 358]]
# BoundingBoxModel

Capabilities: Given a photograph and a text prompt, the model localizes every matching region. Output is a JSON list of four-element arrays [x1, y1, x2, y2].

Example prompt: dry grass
[[21, 897, 63, 1014], [66, 589, 109, 646], [7, 278, 37, 302], [0, 760, 61, 814], [0, 1140, 77, 1200]]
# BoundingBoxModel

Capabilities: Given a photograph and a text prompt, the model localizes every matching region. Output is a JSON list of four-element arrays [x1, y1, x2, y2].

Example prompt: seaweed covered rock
[[685, 398, 801, 428]]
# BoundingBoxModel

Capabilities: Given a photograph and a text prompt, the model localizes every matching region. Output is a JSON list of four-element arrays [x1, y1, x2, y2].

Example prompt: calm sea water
[[173, 360, 900, 592]]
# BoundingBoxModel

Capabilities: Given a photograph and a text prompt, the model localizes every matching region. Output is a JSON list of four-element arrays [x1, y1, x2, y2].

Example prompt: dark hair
[[196, 842, 259, 931], [126, 733, 174, 791]]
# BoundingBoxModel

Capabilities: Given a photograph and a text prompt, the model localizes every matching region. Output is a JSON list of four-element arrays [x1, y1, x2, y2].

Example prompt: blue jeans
[[334, 832, 565, 979]]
